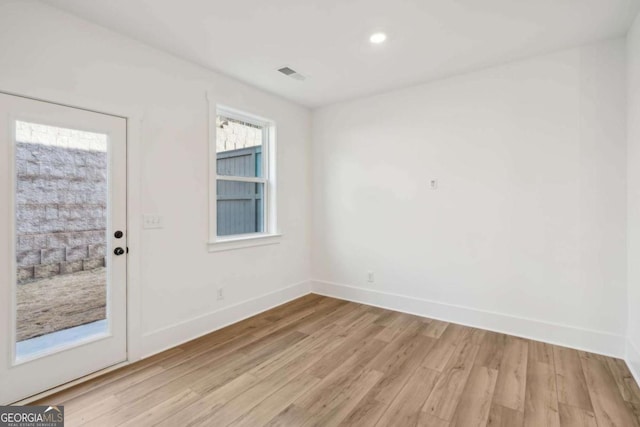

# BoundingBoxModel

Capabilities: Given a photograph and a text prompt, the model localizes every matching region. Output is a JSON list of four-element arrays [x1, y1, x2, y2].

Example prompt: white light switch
[[143, 214, 164, 229]]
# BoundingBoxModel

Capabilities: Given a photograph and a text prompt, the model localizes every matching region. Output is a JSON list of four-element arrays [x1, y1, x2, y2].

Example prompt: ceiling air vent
[[278, 66, 306, 81]]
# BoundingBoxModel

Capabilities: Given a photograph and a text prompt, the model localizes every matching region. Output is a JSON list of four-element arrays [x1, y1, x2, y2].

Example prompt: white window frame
[[208, 101, 280, 252]]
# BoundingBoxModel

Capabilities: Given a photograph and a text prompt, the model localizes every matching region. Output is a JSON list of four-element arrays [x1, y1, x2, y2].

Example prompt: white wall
[[312, 39, 628, 356], [0, 0, 634, 366], [627, 13, 640, 379], [0, 0, 312, 359]]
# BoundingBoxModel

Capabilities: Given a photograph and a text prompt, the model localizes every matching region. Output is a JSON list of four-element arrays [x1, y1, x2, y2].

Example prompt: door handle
[[114, 247, 125, 256]]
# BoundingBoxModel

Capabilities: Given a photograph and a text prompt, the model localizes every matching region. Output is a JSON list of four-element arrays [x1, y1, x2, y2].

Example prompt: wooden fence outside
[[216, 146, 264, 236]]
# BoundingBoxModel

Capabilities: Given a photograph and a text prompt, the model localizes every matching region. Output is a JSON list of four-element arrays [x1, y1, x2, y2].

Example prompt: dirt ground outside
[[16, 267, 106, 342]]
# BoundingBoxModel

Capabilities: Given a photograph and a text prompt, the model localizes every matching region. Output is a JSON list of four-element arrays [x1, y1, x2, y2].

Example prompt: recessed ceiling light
[[369, 32, 387, 44]]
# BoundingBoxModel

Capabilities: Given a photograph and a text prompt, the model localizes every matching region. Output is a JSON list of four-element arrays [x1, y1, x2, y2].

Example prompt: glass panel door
[[0, 93, 127, 404]]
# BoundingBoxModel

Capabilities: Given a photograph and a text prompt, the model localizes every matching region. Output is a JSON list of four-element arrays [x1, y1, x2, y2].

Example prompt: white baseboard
[[131, 277, 629, 367], [311, 280, 626, 358], [627, 340, 640, 387], [139, 280, 312, 359]]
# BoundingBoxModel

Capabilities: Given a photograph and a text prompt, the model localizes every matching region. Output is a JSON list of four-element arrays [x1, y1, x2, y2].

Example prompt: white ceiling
[[42, 0, 640, 108]]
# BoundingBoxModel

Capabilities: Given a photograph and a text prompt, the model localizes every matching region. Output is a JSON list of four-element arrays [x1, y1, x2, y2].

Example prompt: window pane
[[217, 180, 264, 236], [14, 120, 108, 358], [216, 115, 263, 178]]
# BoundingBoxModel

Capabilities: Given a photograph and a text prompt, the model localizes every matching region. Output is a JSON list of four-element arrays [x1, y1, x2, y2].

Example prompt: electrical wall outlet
[[367, 271, 375, 283], [430, 179, 438, 190], [143, 214, 164, 229], [217, 287, 225, 301]]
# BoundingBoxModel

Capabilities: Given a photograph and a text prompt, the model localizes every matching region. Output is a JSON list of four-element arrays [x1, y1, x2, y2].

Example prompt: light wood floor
[[36, 294, 640, 426]]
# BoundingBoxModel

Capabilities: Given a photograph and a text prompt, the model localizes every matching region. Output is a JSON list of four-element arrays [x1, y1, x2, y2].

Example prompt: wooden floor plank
[[269, 335, 386, 426], [554, 345, 594, 412], [417, 413, 451, 427], [229, 374, 321, 427], [450, 366, 498, 427], [581, 356, 640, 427], [307, 319, 383, 379], [376, 366, 440, 426], [153, 374, 258, 426], [63, 395, 120, 426], [34, 347, 183, 406], [423, 319, 450, 339], [373, 310, 403, 327], [118, 389, 200, 427], [367, 319, 428, 374], [295, 340, 386, 414], [524, 361, 560, 427], [301, 369, 383, 426], [422, 323, 469, 372], [528, 340, 554, 365], [340, 322, 436, 425], [31, 295, 640, 427], [558, 403, 598, 427], [492, 336, 528, 412], [486, 403, 524, 427], [366, 334, 436, 405], [162, 312, 375, 425], [180, 323, 364, 426], [475, 331, 507, 371], [605, 357, 640, 404], [422, 334, 481, 421], [264, 404, 309, 427], [337, 393, 386, 427], [375, 314, 419, 342], [627, 401, 640, 426], [294, 299, 357, 335], [190, 331, 309, 395]]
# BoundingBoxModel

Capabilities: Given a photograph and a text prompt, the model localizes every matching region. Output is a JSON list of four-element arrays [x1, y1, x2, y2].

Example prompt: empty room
[[1, 0, 640, 426]]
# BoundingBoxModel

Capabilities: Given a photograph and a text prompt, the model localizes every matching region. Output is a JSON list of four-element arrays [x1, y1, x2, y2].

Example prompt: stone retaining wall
[[16, 141, 107, 284]]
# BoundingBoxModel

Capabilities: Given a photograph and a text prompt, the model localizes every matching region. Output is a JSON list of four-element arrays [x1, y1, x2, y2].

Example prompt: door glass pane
[[216, 115, 264, 178], [217, 180, 265, 236], [15, 120, 109, 360]]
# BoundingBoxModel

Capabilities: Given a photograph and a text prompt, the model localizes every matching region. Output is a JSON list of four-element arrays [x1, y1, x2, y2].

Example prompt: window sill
[[208, 233, 282, 252]]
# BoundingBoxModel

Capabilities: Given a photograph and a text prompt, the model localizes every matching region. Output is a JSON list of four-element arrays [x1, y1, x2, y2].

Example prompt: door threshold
[[16, 320, 109, 364], [11, 360, 129, 406]]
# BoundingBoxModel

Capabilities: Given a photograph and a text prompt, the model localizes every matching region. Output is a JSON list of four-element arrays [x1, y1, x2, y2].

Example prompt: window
[[209, 104, 279, 250]]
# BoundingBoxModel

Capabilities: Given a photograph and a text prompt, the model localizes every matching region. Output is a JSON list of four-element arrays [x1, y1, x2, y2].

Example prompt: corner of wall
[[628, 339, 640, 387], [627, 10, 640, 384]]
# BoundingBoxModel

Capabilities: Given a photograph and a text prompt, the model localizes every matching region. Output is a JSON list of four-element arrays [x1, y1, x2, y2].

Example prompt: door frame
[[0, 89, 145, 401]]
